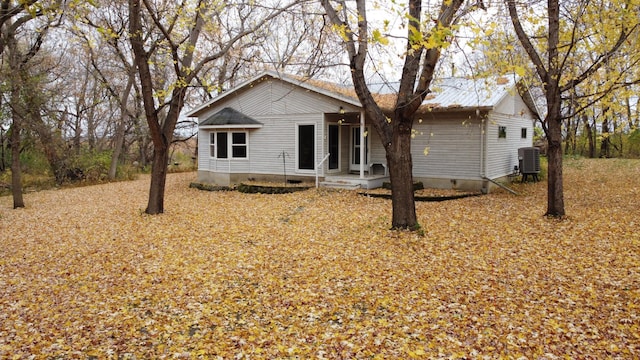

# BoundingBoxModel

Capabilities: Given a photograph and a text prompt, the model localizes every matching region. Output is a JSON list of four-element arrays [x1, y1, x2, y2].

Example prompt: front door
[[350, 126, 368, 172]]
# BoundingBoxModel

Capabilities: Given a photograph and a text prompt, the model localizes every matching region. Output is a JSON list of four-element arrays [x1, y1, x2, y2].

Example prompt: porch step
[[319, 180, 362, 190]]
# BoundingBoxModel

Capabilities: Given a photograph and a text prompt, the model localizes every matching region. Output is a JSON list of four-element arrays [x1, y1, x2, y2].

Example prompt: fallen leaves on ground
[[0, 158, 638, 359]]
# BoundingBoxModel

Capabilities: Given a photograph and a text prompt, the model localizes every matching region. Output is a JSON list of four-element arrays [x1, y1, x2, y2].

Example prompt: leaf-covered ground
[[1, 158, 638, 359]]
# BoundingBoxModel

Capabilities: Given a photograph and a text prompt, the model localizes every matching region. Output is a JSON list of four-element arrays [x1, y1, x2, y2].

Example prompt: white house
[[186, 71, 537, 192]]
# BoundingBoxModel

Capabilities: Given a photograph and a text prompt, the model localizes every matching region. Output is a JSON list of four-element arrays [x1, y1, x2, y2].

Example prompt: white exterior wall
[[196, 79, 360, 118], [484, 94, 535, 179], [411, 114, 484, 180], [368, 127, 386, 166], [196, 78, 357, 184], [195, 74, 536, 189]]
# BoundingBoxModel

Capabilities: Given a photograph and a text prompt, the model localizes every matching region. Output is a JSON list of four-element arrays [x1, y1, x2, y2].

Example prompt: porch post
[[360, 111, 365, 179]]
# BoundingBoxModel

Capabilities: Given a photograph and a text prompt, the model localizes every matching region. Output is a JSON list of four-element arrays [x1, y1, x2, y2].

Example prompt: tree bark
[[585, 116, 596, 158], [9, 120, 24, 209], [29, 110, 66, 184], [146, 143, 169, 214], [108, 69, 136, 180], [545, 113, 565, 217], [387, 121, 417, 229], [600, 118, 611, 158]]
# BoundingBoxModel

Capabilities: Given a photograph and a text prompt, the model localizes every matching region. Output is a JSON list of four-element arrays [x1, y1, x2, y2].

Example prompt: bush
[[116, 163, 140, 181], [168, 151, 196, 173], [189, 182, 233, 192], [75, 149, 112, 182], [19, 149, 51, 176]]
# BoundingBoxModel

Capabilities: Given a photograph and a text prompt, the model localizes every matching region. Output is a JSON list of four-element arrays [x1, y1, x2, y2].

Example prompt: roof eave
[[416, 105, 494, 114], [199, 124, 263, 130]]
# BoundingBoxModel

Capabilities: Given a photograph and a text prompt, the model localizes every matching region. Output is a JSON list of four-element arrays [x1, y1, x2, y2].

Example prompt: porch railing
[[315, 153, 331, 188]]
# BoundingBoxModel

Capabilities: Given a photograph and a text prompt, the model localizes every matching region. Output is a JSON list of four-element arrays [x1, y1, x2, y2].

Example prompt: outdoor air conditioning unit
[[518, 147, 540, 175]]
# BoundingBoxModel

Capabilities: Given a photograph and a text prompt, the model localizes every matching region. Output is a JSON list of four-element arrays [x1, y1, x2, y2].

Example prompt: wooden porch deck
[[320, 173, 389, 190]]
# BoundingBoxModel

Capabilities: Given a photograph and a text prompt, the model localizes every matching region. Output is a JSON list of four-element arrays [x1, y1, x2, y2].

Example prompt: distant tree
[[0, 0, 64, 208], [68, 1, 142, 179], [320, 0, 481, 229], [506, 0, 640, 216]]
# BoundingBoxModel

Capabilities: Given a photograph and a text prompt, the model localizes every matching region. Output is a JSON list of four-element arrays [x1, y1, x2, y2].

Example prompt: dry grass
[[0, 158, 638, 358]]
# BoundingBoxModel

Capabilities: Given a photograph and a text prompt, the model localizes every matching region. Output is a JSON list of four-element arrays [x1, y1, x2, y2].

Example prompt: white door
[[349, 126, 368, 172]]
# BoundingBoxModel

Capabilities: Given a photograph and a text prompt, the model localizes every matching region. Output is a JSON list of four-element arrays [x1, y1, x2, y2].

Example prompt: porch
[[319, 173, 389, 190]]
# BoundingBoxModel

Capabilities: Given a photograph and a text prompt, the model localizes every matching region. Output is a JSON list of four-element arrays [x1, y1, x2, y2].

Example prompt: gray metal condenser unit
[[518, 147, 540, 174]]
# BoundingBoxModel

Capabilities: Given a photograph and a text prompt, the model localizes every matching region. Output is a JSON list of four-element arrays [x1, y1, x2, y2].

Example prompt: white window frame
[[209, 131, 249, 159], [209, 132, 217, 158], [231, 132, 248, 159]]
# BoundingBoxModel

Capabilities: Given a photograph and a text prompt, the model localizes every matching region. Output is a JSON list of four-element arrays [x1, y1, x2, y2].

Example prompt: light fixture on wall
[[339, 106, 346, 124]]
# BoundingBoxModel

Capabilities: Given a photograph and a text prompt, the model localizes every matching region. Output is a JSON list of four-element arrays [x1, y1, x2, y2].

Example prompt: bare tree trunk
[[30, 110, 67, 184], [9, 120, 24, 209], [147, 144, 169, 214], [585, 117, 596, 158], [0, 127, 6, 172], [108, 69, 136, 180], [546, 114, 565, 216], [600, 118, 610, 158], [387, 123, 416, 228]]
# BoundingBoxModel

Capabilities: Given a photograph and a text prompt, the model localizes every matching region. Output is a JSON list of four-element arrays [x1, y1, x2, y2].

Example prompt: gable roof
[[187, 71, 527, 117], [200, 107, 262, 127], [186, 70, 361, 118]]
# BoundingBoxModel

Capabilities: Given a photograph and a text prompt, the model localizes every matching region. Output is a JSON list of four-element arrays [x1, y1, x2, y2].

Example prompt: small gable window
[[498, 126, 507, 139], [521, 127, 527, 139]]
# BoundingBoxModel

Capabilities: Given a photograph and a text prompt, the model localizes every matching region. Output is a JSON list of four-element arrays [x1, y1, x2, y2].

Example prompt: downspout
[[479, 110, 485, 178], [479, 110, 488, 194], [359, 111, 365, 179]]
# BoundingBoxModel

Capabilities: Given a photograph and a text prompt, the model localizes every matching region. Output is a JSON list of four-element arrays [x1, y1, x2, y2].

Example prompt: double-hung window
[[231, 133, 247, 158], [210, 131, 248, 159]]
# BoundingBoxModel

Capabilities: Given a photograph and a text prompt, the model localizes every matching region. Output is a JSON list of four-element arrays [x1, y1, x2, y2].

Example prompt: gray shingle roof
[[200, 107, 262, 126]]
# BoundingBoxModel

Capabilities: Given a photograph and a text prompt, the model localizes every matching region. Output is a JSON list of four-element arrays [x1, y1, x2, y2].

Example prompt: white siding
[[196, 79, 360, 120], [197, 130, 212, 171], [485, 94, 535, 179], [368, 127, 386, 165], [196, 74, 536, 186], [411, 114, 484, 180], [243, 114, 324, 176], [196, 78, 349, 179], [197, 130, 252, 173]]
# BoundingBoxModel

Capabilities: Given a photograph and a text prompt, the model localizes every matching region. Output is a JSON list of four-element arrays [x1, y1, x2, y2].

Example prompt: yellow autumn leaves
[[0, 158, 639, 358]]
